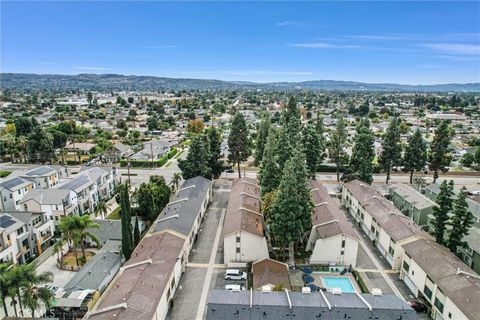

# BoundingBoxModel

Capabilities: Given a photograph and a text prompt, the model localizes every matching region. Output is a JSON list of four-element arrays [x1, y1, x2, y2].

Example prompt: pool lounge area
[[321, 276, 356, 293]]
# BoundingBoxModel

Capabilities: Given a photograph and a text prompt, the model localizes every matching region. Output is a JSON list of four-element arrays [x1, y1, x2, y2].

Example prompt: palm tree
[[170, 172, 182, 193], [95, 200, 108, 219], [8, 285, 19, 317], [21, 284, 54, 318], [2, 133, 16, 162], [58, 216, 79, 267], [0, 263, 12, 317], [53, 239, 66, 265], [17, 135, 28, 163], [17, 265, 53, 317], [74, 215, 101, 263]]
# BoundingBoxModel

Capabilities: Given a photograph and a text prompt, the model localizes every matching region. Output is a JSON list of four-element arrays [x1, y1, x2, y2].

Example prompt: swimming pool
[[321, 277, 356, 293]]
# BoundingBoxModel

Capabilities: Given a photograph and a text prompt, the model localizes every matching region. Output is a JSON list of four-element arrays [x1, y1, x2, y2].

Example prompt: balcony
[[38, 230, 53, 243]]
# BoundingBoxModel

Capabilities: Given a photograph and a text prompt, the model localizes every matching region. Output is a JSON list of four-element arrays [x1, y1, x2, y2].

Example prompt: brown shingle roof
[[223, 178, 264, 238], [88, 232, 185, 320], [310, 180, 357, 240], [403, 238, 480, 320], [252, 258, 291, 290], [344, 180, 427, 242]]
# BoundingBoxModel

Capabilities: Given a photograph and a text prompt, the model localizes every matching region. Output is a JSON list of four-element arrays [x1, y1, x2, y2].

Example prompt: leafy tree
[[447, 187, 474, 253], [429, 121, 453, 183], [27, 127, 54, 163], [348, 119, 375, 184], [403, 129, 428, 184], [259, 128, 281, 196], [179, 135, 211, 179], [261, 189, 278, 221], [254, 112, 271, 166], [302, 122, 323, 178], [135, 183, 157, 221], [187, 119, 205, 133], [228, 112, 250, 178], [431, 180, 455, 245], [87, 92, 93, 105], [461, 153, 475, 167], [379, 117, 402, 183], [170, 172, 182, 193], [475, 147, 480, 165], [268, 145, 312, 253], [206, 127, 223, 179], [14, 117, 38, 137], [149, 175, 171, 211], [328, 117, 348, 182], [0, 263, 11, 316], [147, 116, 159, 131]]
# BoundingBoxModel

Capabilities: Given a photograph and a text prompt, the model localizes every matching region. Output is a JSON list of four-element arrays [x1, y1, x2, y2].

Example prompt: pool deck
[[311, 272, 361, 293]]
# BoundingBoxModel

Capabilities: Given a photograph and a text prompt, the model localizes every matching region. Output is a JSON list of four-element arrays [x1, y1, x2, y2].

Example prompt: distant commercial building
[[207, 290, 418, 320], [223, 178, 269, 265], [307, 180, 359, 267]]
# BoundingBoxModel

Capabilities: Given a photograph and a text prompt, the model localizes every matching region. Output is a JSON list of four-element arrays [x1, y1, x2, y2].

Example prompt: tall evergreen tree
[[302, 122, 322, 178], [268, 145, 312, 253], [179, 135, 211, 179], [314, 113, 326, 171], [349, 119, 375, 184], [133, 216, 141, 246], [259, 128, 281, 196], [254, 112, 271, 166], [429, 121, 453, 183], [328, 117, 348, 182], [228, 112, 250, 178], [281, 96, 302, 144], [117, 184, 133, 259], [206, 127, 223, 179], [379, 117, 402, 183], [431, 180, 454, 245], [403, 128, 428, 184], [447, 187, 474, 253]]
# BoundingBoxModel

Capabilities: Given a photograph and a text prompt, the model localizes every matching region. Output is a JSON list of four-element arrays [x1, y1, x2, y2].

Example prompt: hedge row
[[352, 269, 370, 293], [120, 148, 178, 168]]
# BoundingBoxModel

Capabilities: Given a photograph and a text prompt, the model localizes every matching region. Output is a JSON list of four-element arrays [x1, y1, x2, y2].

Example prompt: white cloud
[[422, 43, 480, 55], [72, 66, 111, 70], [276, 20, 305, 27]]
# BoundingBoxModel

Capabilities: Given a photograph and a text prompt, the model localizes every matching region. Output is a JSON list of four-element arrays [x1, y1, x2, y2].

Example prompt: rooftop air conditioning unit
[[262, 285, 272, 293], [302, 287, 311, 294], [371, 288, 382, 296], [332, 287, 342, 295]]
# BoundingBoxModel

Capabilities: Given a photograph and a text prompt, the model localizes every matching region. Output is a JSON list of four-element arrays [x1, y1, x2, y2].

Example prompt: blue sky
[[1, 1, 479, 84]]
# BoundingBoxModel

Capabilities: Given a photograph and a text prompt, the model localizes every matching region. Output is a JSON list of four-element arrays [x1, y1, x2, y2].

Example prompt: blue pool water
[[321, 277, 356, 293]]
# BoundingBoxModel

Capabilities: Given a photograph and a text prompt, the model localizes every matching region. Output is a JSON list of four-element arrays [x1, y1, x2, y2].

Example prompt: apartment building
[[20, 165, 60, 189], [389, 184, 436, 226], [0, 177, 35, 211], [223, 178, 269, 265], [342, 180, 426, 270], [0, 211, 55, 264], [401, 238, 480, 320], [20, 188, 79, 222], [307, 180, 359, 267]]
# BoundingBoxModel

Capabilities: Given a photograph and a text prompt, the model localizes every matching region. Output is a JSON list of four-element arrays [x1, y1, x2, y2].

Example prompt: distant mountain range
[[1, 73, 479, 92]]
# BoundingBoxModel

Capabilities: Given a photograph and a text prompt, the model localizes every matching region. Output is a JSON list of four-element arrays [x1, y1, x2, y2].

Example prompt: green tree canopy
[[379, 117, 402, 183], [403, 128, 428, 184], [429, 121, 453, 183], [254, 112, 271, 166], [228, 112, 250, 178], [431, 180, 455, 245], [328, 117, 348, 182], [348, 119, 375, 184], [447, 187, 474, 253], [179, 135, 211, 179]]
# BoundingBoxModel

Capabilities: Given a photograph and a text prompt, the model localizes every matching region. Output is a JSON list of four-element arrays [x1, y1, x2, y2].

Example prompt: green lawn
[[106, 206, 121, 220], [0, 170, 12, 178]]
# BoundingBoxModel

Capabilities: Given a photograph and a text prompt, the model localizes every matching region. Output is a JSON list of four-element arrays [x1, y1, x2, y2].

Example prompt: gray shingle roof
[[23, 166, 56, 177], [64, 252, 122, 292], [20, 188, 71, 205], [0, 177, 32, 191], [207, 290, 417, 320], [389, 184, 436, 210], [154, 176, 211, 236]]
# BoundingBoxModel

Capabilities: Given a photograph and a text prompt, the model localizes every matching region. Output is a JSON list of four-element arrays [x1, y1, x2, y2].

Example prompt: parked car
[[225, 169, 235, 173], [225, 269, 247, 280], [225, 284, 245, 291], [408, 295, 428, 312]]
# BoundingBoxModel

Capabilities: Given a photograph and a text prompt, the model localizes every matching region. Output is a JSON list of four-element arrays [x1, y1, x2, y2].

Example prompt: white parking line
[[195, 208, 226, 320], [353, 227, 405, 301]]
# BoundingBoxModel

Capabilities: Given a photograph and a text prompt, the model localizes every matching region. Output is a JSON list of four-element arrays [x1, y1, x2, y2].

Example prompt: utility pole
[[150, 142, 155, 168]]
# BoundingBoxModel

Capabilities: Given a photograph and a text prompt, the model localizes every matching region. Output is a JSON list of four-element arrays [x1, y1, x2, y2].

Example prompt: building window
[[341, 240, 346, 248], [236, 247, 240, 253], [236, 236, 240, 243], [434, 298, 444, 313], [402, 261, 410, 272], [423, 286, 433, 300], [448, 312, 452, 319], [388, 246, 395, 256]]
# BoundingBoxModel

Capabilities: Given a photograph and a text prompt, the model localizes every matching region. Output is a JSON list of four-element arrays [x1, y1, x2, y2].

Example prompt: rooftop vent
[[371, 288, 382, 296], [302, 287, 311, 294]]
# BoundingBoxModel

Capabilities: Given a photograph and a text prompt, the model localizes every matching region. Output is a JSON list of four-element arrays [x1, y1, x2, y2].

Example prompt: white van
[[224, 269, 247, 280]]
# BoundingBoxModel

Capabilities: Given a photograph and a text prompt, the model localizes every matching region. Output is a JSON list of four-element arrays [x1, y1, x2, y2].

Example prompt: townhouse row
[[342, 180, 480, 320]]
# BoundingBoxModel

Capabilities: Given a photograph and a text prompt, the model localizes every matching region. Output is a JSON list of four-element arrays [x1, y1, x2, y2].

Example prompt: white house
[[307, 180, 359, 267], [0, 213, 24, 264], [401, 238, 480, 320], [342, 180, 426, 270], [223, 178, 269, 265], [20, 166, 60, 189], [0, 177, 36, 211]]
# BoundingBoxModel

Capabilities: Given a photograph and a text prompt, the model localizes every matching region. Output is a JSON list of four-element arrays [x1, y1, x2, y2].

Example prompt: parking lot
[[167, 178, 235, 320]]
